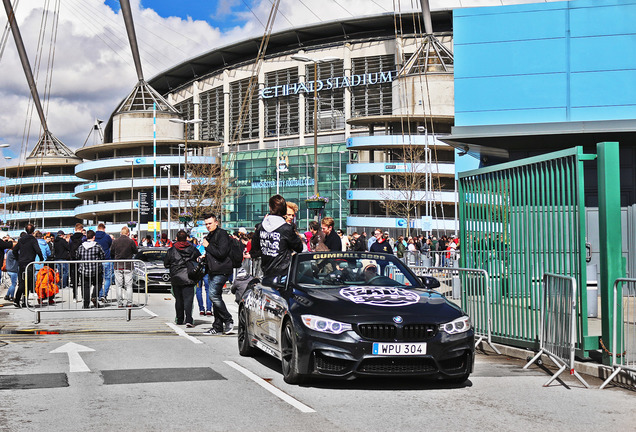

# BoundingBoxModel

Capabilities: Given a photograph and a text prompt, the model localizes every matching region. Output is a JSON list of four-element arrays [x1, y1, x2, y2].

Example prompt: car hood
[[294, 286, 465, 324]]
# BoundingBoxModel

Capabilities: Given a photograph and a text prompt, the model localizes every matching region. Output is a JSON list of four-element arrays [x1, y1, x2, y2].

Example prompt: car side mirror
[[420, 275, 441, 289]]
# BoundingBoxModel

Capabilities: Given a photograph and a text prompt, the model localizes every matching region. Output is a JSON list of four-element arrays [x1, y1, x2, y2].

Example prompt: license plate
[[372, 342, 427, 356]]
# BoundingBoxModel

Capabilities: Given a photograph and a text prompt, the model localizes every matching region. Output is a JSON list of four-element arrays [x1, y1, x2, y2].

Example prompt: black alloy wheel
[[281, 320, 305, 384], [238, 307, 257, 357]]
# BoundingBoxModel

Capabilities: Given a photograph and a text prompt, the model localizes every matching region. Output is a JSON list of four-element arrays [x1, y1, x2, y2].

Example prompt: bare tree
[[173, 159, 236, 225], [379, 141, 432, 238]]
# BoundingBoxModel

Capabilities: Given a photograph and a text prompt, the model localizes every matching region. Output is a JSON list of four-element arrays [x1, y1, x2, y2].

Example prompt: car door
[[259, 283, 288, 357]]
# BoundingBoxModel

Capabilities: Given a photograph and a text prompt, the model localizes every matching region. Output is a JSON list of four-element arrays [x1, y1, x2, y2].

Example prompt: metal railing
[[410, 266, 499, 354], [600, 278, 636, 389], [24, 259, 148, 323], [523, 274, 589, 388]]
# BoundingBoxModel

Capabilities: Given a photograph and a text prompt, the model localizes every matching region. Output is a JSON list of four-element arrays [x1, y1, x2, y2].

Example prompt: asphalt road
[[0, 292, 634, 432]]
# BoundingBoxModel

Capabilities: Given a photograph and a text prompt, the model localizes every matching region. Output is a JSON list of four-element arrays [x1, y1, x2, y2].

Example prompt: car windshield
[[136, 250, 167, 262], [293, 252, 421, 288]]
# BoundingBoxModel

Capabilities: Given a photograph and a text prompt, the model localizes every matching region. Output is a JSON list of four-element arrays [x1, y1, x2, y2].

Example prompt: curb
[[478, 341, 635, 388]]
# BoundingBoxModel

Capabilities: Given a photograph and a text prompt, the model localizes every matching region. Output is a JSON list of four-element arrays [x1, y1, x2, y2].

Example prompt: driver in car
[[362, 263, 378, 284]]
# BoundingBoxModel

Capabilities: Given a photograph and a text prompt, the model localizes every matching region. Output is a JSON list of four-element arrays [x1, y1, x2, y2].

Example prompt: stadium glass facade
[[224, 143, 347, 232]]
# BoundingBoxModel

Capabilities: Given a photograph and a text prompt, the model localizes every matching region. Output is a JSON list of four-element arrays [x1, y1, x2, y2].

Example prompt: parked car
[[237, 251, 474, 384], [133, 247, 171, 291]]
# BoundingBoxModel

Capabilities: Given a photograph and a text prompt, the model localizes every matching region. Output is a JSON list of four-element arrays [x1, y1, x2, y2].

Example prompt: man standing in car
[[321, 217, 342, 251], [201, 214, 234, 336], [251, 194, 304, 282]]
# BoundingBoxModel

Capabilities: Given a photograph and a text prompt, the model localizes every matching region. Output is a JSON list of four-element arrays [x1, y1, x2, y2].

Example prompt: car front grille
[[358, 357, 437, 374], [403, 324, 437, 341], [357, 324, 397, 341], [357, 323, 437, 341]]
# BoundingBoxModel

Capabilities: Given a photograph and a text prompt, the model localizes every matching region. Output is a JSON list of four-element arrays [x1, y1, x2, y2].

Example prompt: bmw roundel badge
[[393, 316, 403, 324]]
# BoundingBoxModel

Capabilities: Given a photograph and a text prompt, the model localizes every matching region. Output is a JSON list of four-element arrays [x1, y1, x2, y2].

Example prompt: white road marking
[[50, 342, 95, 373], [142, 307, 158, 317], [165, 322, 203, 344], [224, 360, 315, 413]]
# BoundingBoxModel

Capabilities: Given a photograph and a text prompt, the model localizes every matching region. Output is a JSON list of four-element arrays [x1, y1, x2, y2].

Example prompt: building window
[[305, 60, 345, 133], [174, 98, 195, 140], [229, 78, 259, 141], [200, 87, 224, 142], [351, 55, 394, 122], [264, 68, 300, 137]]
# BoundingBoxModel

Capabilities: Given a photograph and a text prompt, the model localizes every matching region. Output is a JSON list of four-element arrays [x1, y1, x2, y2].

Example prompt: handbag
[[187, 259, 207, 283]]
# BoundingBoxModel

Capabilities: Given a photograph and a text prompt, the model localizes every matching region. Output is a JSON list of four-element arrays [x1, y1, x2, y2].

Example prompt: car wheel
[[281, 320, 305, 384], [238, 307, 257, 357]]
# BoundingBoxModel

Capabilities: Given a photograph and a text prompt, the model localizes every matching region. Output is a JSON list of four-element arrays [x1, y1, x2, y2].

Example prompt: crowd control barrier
[[400, 250, 459, 268], [411, 266, 499, 354], [600, 278, 636, 389], [523, 274, 589, 388], [24, 259, 148, 323]]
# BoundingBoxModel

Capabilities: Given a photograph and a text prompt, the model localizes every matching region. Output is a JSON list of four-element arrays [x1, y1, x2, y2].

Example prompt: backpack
[[228, 235, 243, 268]]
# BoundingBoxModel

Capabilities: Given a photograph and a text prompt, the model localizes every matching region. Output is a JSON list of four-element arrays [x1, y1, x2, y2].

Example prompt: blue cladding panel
[[571, 105, 636, 122], [455, 39, 567, 78], [571, 71, 636, 107], [570, 3, 636, 37], [456, 108, 567, 127], [454, 8, 566, 45], [570, 35, 636, 72]]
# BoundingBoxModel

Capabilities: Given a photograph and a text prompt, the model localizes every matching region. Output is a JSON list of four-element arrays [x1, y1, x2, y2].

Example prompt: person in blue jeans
[[192, 237, 212, 316], [95, 223, 113, 302], [4, 247, 18, 301], [201, 214, 233, 335]]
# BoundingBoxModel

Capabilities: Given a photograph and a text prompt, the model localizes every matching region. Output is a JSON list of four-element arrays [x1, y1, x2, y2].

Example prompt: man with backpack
[[164, 230, 201, 328], [201, 213, 234, 335]]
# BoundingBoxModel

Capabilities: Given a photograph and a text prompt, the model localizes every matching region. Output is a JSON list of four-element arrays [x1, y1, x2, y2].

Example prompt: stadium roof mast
[[2, 0, 75, 159]]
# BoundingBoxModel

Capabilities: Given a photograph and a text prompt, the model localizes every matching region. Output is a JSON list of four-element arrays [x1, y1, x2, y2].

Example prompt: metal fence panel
[[600, 278, 636, 389], [24, 259, 148, 323], [458, 147, 592, 352], [523, 273, 589, 388], [411, 266, 499, 354]]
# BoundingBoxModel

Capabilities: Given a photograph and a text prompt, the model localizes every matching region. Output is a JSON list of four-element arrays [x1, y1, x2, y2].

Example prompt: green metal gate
[[458, 147, 598, 353]]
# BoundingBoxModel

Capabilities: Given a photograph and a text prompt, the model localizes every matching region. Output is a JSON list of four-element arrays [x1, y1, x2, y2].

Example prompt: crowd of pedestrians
[[1, 197, 460, 330]]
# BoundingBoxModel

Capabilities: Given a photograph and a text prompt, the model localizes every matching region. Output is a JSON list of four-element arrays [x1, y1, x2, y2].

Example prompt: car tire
[[238, 307, 257, 357], [281, 320, 306, 384]]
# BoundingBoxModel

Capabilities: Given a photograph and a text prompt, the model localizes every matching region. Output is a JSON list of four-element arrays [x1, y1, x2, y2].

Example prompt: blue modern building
[[447, 0, 636, 204]]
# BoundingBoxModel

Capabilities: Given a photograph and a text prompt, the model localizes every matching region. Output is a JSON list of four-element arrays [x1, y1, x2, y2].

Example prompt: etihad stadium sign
[[259, 70, 396, 99]]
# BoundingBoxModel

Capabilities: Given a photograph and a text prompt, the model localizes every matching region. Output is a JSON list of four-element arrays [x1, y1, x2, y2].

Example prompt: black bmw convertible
[[238, 251, 474, 384]]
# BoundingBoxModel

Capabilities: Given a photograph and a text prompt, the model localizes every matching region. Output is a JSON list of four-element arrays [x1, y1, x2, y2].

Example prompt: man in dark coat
[[202, 214, 234, 335], [54, 230, 70, 288], [69, 223, 85, 300], [12, 223, 43, 307], [164, 230, 200, 328]]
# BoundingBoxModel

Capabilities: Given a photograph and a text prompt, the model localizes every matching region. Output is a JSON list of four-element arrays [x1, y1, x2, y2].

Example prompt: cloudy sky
[[0, 0, 556, 161]]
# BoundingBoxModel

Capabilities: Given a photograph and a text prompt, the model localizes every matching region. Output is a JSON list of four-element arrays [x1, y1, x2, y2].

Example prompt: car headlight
[[301, 314, 352, 334], [439, 316, 471, 334]]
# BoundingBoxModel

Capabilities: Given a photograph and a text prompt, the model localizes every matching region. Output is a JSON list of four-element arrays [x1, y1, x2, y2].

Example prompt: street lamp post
[[291, 54, 339, 198], [42, 171, 49, 230], [338, 150, 345, 228], [170, 118, 202, 230], [176, 143, 185, 229], [124, 159, 134, 227], [3, 156, 11, 224], [161, 165, 171, 239], [303, 153, 310, 230]]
